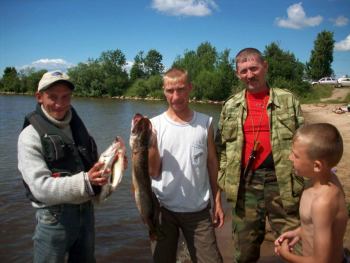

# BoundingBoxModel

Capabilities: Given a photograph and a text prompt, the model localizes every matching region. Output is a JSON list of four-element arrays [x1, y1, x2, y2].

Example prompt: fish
[[97, 136, 126, 202], [130, 113, 163, 240]]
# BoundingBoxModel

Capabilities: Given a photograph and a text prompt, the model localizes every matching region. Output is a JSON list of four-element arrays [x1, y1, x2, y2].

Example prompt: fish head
[[130, 113, 153, 150], [99, 137, 125, 173]]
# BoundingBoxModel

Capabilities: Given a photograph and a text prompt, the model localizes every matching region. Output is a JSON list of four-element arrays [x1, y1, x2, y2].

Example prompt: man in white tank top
[[148, 68, 224, 263]]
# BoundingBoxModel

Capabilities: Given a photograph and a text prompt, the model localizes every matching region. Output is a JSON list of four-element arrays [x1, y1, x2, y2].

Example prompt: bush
[[271, 77, 311, 98], [126, 79, 148, 97]]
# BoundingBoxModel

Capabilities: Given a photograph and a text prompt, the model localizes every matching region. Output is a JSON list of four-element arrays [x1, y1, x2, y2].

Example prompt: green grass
[[300, 85, 334, 104]]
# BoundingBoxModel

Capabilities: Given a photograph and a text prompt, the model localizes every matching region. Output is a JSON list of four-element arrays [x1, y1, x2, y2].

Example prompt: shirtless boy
[[274, 123, 348, 263]]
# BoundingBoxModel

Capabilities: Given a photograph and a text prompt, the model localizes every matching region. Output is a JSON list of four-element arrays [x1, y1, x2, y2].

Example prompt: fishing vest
[[22, 104, 99, 203]]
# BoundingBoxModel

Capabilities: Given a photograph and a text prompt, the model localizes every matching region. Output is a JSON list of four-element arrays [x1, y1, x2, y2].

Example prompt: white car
[[337, 77, 350, 87], [312, 77, 338, 86]]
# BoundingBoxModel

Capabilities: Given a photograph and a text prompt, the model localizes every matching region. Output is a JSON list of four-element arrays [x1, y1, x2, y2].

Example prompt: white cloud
[[334, 34, 350, 51], [151, 0, 218, 17], [275, 2, 323, 29], [123, 61, 134, 72], [22, 58, 74, 71], [331, 15, 349, 27]]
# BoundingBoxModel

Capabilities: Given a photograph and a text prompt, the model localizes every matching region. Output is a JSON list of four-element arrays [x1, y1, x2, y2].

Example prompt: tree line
[[0, 30, 335, 101]]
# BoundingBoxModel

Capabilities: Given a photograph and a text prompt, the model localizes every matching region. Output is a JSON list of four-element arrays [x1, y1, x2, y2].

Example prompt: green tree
[[130, 51, 146, 83], [193, 70, 219, 100], [144, 49, 164, 76], [306, 31, 335, 80], [173, 50, 200, 81], [1, 67, 21, 92], [173, 42, 236, 101], [147, 74, 163, 98], [263, 42, 309, 95], [215, 49, 237, 100], [68, 59, 105, 96], [196, 42, 217, 71], [18, 68, 47, 93], [264, 42, 304, 84], [99, 49, 129, 96], [126, 74, 162, 98]]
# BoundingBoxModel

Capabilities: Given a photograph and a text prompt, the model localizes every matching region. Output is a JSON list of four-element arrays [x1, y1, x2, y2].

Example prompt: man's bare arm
[[207, 123, 224, 228]]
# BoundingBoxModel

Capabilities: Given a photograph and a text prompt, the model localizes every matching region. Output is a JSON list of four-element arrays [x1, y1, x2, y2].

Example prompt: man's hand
[[212, 195, 224, 228], [87, 162, 109, 186]]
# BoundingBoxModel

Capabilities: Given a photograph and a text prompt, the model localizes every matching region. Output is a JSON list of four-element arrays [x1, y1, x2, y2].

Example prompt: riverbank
[[0, 91, 224, 105]]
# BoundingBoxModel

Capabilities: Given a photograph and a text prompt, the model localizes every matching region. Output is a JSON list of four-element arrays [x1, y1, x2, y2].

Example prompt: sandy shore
[[215, 101, 350, 262]]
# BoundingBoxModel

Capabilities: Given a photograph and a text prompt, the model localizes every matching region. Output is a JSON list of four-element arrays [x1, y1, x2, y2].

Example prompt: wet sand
[[215, 102, 350, 262]]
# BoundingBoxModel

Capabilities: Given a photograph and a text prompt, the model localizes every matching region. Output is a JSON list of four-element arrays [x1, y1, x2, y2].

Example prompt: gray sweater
[[18, 123, 93, 208]]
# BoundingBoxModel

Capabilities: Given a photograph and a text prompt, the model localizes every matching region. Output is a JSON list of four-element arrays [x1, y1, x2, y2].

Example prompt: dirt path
[[321, 87, 350, 102], [216, 98, 350, 262]]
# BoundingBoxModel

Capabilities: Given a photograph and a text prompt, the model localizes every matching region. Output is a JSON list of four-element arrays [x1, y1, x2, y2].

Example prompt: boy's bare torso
[[299, 175, 348, 261]]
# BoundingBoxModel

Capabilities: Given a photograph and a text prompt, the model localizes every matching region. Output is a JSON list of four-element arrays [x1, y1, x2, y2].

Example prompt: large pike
[[130, 113, 162, 240]]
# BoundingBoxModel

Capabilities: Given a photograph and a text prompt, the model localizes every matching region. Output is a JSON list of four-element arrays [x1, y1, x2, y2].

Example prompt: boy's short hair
[[294, 123, 343, 167], [235, 48, 265, 68], [163, 67, 189, 86]]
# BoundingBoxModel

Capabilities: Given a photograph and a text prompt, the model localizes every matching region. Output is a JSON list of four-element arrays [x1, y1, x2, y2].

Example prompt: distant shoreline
[[0, 91, 225, 105]]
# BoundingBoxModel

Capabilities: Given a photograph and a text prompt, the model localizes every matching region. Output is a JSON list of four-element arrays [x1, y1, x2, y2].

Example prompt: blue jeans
[[33, 201, 95, 263]]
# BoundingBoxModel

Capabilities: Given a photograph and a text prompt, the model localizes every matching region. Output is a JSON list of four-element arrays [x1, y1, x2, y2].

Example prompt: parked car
[[312, 77, 338, 86], [337, 77, 350, 87]]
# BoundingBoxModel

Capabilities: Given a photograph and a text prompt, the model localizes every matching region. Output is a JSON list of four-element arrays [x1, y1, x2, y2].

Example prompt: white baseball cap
[[38, 70, 75, 92]]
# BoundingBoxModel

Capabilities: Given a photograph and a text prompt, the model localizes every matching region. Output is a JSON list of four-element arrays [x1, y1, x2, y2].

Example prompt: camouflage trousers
[[232, 168, 301, 263]]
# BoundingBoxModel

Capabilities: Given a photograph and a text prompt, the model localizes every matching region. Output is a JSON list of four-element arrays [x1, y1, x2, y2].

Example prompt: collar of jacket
[[231, 87, 282, 109]]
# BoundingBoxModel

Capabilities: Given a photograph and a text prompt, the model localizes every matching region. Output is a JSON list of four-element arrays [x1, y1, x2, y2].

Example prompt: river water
[[0, 94, 222, 262]]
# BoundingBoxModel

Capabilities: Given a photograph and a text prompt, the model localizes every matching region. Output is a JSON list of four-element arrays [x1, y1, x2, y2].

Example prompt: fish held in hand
[[97, 136, 126, 202], [130, 113, 163, 240]]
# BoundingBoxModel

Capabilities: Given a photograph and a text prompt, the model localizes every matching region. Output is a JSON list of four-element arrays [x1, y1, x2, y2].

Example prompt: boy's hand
[[275, 239, 292, 258], [275, 229, 300, 248]]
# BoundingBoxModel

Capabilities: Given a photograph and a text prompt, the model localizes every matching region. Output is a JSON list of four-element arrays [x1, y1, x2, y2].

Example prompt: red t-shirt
[[242, 89, 271, 170]]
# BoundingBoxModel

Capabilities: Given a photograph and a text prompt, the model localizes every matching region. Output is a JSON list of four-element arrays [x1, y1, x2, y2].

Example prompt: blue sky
[[0, 0, 349, 78]]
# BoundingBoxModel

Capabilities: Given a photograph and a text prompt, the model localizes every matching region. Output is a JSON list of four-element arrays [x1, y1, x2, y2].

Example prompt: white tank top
[[151, 111, 212, 212]]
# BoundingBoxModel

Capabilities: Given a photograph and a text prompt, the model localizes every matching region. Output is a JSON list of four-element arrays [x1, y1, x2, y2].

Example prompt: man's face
[[36, 83, 72, 121], [163, 78, 191, 114], [236, 55, 268, 93]]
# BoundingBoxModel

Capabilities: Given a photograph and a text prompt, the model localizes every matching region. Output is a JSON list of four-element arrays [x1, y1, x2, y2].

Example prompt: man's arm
[[207, 123, 224, 228], [18, 125, 101, 205]]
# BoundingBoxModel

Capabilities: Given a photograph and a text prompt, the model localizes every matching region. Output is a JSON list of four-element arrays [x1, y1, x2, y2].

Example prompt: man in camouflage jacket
[[215, 48, 304, 263]]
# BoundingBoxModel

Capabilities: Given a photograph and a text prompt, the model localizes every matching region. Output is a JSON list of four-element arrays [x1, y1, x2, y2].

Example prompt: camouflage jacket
[[215, 87, 304, 212]]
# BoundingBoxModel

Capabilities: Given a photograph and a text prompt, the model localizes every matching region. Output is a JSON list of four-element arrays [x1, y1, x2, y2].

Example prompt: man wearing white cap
[[18, 70, 108, 263]]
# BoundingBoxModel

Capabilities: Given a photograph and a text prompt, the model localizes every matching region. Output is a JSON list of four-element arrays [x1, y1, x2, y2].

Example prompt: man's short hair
[[163, 67, 189, 86], [235, 48, 265, 69], [294, 123, 343, 167]]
